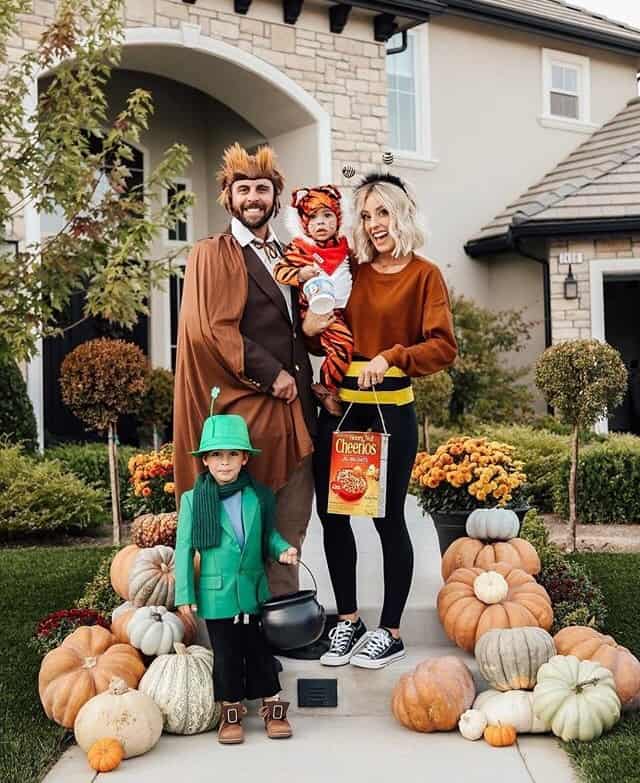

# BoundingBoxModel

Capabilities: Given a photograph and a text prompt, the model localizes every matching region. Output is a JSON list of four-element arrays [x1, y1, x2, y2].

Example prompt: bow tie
[[252, 238, 281, 261]]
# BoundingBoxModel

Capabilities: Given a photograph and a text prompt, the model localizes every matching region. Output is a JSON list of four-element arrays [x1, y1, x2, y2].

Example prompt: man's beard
[[232, 201, 275, 230]]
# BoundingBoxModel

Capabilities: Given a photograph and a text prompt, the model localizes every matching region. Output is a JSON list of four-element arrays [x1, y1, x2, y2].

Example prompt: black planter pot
[[430, 508, 530, 556]]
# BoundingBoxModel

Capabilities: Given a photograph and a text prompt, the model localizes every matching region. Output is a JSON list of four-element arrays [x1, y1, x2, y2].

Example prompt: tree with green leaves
[[535, 339, 627, 552], [0, 0, 193, 361], [413, 371, 453, 452]]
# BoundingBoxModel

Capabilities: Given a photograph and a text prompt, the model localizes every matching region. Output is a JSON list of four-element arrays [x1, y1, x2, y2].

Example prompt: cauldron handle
[[297, 559, 318, 594]]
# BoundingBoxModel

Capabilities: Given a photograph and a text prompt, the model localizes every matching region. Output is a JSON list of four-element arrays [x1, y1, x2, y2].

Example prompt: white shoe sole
[[319, 632, 370, 667], [350, 649, 407, 669]]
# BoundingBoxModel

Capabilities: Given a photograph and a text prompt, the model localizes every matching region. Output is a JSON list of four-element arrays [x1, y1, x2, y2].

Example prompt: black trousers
[[206, 616, 281, 702], [313, 403, 418, 629]]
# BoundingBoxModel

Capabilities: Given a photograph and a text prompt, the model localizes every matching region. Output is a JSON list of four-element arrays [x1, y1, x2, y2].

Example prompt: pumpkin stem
[[151, 612, 162, 621], [174, 642, 187, 655], [109, 677, 130, 695], [82, 656, 97, 669], [575, 676, 601, 692]]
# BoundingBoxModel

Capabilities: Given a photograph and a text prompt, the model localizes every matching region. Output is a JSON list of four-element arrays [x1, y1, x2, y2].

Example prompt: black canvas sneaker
[[319, 618, 368, 666], [349, 627, 406, 669]]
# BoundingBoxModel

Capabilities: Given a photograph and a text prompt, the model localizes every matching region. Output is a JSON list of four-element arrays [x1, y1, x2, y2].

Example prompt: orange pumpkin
[[391, 656, 476, 732], [441, 537, 540, 581], [484, 723, 517, 747], [437, 562, 553, 653], [87, 738, 124, 772], [554, 626, 640, 705], [109, 545, 141, 600], [38, 625, 145, 728]]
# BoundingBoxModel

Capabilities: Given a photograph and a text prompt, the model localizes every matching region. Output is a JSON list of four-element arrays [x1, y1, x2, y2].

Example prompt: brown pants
[[267, 456, 314, 596]]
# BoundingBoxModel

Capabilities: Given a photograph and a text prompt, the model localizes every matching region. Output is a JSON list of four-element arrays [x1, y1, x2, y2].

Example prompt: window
[[541, 49, 592, 130], [386, 32, 420, 154], [165, 179, 192, 246], [170, 268, 185, 371]]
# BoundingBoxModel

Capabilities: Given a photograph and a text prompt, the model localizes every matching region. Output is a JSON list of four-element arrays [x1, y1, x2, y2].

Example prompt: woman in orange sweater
[[307, 172, 457, 669]]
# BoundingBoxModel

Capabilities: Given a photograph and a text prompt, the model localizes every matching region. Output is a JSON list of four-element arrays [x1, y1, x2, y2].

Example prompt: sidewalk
[[42, 497, 579, 783]]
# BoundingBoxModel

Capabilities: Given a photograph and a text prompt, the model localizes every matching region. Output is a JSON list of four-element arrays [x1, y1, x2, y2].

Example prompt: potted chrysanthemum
[[411, 436, 529, 554]]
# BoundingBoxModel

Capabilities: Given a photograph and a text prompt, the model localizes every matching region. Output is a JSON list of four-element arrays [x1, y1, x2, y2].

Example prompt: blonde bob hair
[[353, 179, 424, 263]]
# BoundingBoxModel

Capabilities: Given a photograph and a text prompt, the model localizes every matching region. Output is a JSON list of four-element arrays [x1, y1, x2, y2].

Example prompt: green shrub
[[538, 556, 608, 634], [553, 435, 640, 523], [75, 549, 120, 615], [0, 356, 37, 452], [0, 445, 105, 538]]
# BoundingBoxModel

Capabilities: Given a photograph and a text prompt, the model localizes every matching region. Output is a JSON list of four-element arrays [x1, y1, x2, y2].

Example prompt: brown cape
[[173, 234, 313, 503]]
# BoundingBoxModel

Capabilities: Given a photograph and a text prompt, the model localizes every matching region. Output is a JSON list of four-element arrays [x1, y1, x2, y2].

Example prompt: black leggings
[[313, 403, 418, 630]]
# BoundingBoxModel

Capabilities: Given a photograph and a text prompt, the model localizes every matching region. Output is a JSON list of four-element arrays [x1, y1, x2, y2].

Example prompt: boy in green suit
[[175, 404, 297, 745]]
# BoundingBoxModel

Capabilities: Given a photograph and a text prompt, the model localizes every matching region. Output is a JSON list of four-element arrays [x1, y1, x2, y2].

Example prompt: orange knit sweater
[[344, 254, 457, 377]]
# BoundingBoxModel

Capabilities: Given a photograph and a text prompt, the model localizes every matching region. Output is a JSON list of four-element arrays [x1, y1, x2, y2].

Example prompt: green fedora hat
[[191, 414, 261, 457]]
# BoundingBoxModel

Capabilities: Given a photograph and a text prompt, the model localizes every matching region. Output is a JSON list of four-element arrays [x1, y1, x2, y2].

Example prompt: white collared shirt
[[231, 217, 292, 321]]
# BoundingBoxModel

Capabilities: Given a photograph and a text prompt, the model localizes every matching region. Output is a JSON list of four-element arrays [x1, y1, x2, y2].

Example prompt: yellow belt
[[338, 361, 415, 406]]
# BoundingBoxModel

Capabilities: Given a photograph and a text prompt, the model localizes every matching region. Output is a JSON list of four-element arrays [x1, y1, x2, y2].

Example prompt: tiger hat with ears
[[285, 184, 351, 239], [216, 142, 285, 214]]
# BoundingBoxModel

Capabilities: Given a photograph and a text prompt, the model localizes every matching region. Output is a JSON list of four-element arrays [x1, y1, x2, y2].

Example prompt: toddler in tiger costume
[[275, 184, 354, 416]]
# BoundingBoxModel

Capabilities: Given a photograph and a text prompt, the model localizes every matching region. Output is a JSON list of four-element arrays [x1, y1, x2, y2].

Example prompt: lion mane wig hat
[[216, 142, 285, 213]]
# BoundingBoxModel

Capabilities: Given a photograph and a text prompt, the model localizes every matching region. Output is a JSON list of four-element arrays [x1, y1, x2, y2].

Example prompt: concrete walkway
[[43, 497, 579, 783]]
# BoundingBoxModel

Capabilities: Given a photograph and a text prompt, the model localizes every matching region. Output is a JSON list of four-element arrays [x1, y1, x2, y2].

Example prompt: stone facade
[[548, 235, 640, 342]]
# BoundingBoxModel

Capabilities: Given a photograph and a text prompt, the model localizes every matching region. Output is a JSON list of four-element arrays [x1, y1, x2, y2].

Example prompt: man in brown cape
[[173, 143, 332, 596]]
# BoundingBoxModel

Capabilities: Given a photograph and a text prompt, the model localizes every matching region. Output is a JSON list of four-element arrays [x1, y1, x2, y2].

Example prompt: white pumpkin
[[139, 642, 221, 734], [74, 677, 163, 758], [472, 571, 509, 604], [111, 601, 133, 622], [129, 545, 176, 609], [474, 689, 550, 733], [475, 627, 556, 691], [128, 606, 184, 656], [458, 709, 487, 741], [533, 655, 621, 742], [466, 508, 520, 541]]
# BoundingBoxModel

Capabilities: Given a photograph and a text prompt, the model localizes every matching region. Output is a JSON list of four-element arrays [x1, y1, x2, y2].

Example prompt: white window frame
[[386, 25, 437, 170], [164, 177, 193, 247], [540, 48, 597, 134]]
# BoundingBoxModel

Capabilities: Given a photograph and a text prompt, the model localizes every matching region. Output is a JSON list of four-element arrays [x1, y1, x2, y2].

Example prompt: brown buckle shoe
[[259, 700, 292, 739], [218, 702, 246, 745]]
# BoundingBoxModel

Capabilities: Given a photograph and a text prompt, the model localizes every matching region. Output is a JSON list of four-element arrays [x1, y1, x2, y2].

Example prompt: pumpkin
[[139, 642, 222, 733], [437, 563, 553, 654], [109, 545, 141, 600], [175, 605, 199, 646], [74, 676, 163, 758], [473, 571, 509, 604], [391, 656, 475, 732], [128, 545, 176, 609], [111, 601, 133, 622], [466, 508, 520, 541], [554, 626, 640, 705], [475, 627, 556, 691], [458, 709, 487, 741], [441, 537, 540, 581], [484, 723, 517, 747], [38, 626, 145, 728], [473, 689, 550, 733], [111, 605, 137, 644], [127, 605, 184, 656], [533, 655, 621, 742], [87, 738, 124, 772], [131, 512, 177, 548]]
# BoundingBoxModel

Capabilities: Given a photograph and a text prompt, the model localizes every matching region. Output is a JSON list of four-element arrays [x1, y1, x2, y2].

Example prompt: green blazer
[[174, 485, 290, 619]]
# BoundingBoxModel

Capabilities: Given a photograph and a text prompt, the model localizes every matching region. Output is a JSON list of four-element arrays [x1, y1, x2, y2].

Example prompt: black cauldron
[[260, 560, 326, 651]]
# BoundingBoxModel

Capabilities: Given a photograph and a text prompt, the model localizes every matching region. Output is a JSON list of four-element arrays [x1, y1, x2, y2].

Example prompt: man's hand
[[279, 547, 298, 565], [298, 265, 321, 284], [271, 369, 298, 403], [302, 309, 336, 337], [178, 604, 198, 617], [358, 355, 390, 388]]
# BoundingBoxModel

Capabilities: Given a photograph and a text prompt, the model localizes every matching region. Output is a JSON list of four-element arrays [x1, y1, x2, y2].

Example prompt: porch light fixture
[[563, 264, 578, 300]]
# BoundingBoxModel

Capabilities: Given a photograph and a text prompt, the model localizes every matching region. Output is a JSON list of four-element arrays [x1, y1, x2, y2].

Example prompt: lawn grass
[[562, 553, 640, 783], [0, 546, 111, 783]]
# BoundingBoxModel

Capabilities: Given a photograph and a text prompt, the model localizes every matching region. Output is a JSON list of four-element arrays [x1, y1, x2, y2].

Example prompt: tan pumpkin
[[554, 626, 640, 705], [87, 738, 124, 772], [475, 627, 556, 691], [38, 626, 145, 728], [111, 606, 137, 644], [131, 512, 177, 548], [128, 545, 176, 609], [437, 562, 553, 654], [484, 723, 517, 747], [441, 537, 540, 581], [109, 545, 141, 600], [391, 656, 476, 732]]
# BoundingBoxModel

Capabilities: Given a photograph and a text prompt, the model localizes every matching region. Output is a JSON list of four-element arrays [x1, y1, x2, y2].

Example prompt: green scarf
[[192, 468, 276, 557]]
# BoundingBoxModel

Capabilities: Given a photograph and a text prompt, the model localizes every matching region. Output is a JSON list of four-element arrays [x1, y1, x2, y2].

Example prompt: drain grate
[[297, 678, 338, 708]]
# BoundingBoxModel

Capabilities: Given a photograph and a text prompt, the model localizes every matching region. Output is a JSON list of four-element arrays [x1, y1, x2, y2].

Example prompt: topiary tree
[[137, 367, 174, 450], [413, 371, 453, 452], [60, 338, 148, 544], [535, 339, 627, 552], [0, 354, 37, 452]]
